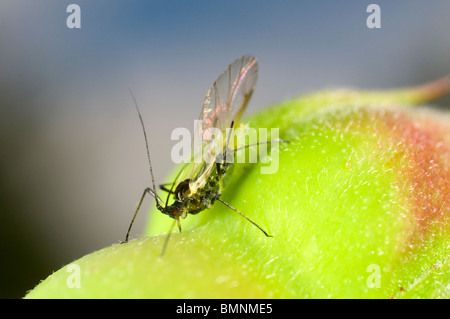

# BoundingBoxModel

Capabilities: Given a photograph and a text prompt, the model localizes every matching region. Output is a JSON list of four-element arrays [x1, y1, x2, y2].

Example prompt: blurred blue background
[[1, 0, 449, 298]]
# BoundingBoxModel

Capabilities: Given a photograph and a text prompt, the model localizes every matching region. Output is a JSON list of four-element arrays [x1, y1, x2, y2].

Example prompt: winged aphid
[[125, 56, 284, 254]]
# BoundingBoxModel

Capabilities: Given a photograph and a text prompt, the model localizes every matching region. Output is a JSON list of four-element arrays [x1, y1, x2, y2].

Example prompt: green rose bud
[[26, 76, 450, 298]]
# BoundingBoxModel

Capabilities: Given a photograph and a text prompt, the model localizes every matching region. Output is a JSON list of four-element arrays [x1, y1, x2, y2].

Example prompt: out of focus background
[[1, 0, 450, 298]]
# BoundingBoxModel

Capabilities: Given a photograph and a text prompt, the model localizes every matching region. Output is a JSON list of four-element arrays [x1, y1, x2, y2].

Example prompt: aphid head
[[160, 202, 184, 234], [161, 203, 182, 219]]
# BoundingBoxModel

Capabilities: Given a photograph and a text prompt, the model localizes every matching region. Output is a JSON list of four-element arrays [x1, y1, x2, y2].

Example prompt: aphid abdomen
[[184, 175, 221, 215]]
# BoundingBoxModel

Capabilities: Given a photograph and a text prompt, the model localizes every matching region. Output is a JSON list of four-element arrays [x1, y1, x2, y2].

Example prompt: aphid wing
[[189, 161, 216, 194], [200, 55, 258, 133], [189, 56, 259, 194]]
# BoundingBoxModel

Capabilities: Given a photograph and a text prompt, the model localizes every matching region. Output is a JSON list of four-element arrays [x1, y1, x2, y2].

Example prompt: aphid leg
[[229, 139, 289, 155], [160, 219, 177, 257], [223, 120, 235, 164], [160, 205, 188, 256], [217, 198, 272, 237], [124, 187, 164, 243], [159, 183, 176, 194], [215, 120, 235, 192]]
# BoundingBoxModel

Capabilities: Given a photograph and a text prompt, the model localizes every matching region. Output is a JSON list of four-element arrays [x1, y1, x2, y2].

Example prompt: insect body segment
[[125, 56, 273, 253]]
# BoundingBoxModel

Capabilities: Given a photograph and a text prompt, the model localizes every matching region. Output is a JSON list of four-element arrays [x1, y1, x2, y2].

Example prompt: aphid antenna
[[127, 87, 159, 197], [124, 87, 165, 243]]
